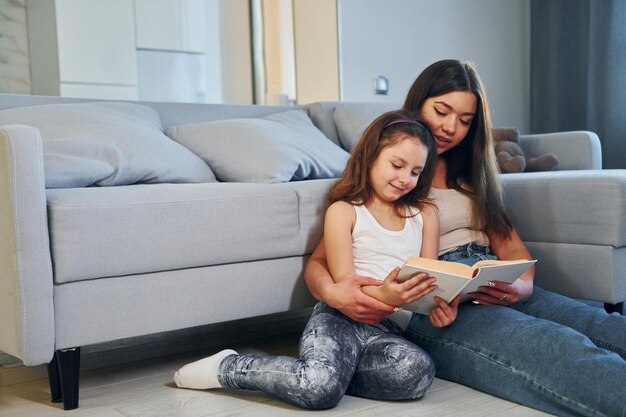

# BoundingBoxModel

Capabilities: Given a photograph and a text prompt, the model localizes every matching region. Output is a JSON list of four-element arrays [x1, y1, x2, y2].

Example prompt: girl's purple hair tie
[[384, 118, 423, 128]]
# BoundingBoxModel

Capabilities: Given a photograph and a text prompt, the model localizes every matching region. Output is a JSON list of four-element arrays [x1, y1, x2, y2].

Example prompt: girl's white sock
[[174, 349, 238, 389]]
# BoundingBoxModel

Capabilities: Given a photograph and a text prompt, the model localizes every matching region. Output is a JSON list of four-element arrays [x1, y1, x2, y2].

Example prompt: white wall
[[338, 0, 530, 132]]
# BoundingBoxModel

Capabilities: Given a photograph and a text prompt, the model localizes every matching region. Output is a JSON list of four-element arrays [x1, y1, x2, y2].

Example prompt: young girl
[[173, 110, 458, 409]]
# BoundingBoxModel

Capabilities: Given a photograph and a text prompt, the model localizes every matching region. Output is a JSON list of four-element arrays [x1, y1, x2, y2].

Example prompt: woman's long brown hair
[[403, 59, 513, 238]]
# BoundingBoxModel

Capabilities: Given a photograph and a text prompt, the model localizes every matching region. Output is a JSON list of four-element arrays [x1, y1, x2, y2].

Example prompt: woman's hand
[[467, 277, 533, 306], [480, 226, 535, 306], [429, 295, 460, 327], [321, 274, 396, 324]]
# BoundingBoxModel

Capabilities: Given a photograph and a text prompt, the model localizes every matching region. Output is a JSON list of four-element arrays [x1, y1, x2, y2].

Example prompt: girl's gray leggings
[[218, 302, 435, 409]]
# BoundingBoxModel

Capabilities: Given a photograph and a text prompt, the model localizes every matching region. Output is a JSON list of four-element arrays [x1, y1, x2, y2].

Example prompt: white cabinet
[[26, 0, 207, 101], [59, 84, 139, 101], [55, 0, 137, 85], [134, 0, 206, 53], [27, 0, 138, 100]]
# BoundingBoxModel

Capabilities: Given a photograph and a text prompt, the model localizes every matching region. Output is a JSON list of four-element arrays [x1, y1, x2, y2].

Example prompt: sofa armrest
[[0, 125, 55, 365], [519, 131, 602, 170], [502, 170, 626, 304]]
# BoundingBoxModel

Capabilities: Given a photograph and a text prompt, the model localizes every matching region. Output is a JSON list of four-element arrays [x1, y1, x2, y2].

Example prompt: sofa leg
[[46, 355, 63, 403], [604, 302, 624, 315], [53, 347, 81, 410]]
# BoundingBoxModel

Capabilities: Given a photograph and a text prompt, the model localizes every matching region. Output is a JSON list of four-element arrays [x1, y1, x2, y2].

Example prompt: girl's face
[[419, 91, 477, 155], [369, 135, 429, 203]]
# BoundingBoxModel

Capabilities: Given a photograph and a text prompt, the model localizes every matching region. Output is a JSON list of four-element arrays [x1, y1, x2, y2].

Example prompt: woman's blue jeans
[[404, 243, 626, 417], [218, 302, 435, 409]]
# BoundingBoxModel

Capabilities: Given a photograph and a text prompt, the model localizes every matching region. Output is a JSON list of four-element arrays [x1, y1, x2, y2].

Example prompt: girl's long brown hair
[[403, 59, 513, 238], [329, 110, 437, 217]]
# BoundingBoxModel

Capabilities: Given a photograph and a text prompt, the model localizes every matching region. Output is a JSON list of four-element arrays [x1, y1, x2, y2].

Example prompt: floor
[[0, 309, 553, 417]]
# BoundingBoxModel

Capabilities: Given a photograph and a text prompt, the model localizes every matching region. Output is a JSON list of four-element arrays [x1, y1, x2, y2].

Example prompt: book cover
[[396, 257, 537, 315]]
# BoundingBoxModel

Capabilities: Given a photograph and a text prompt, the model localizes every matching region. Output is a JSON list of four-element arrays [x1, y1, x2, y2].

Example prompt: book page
[[472, 259, 534, 269], [401, 257, 474, 279], [401, 274, 469, 314]]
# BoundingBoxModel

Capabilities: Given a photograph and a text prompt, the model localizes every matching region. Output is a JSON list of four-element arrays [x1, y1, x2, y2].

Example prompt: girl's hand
[[365, 267, 438, 307], [322, 275, 396, 324], [429, 295, 460, 327]]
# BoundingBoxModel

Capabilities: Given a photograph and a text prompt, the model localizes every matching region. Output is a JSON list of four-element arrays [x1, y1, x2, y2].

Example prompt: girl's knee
[[297, 363, 345, 409], [394, 347, 436, 399]]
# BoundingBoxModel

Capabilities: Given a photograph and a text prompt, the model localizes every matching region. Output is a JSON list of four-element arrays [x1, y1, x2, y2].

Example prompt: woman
[[305, 59, 626, 417]]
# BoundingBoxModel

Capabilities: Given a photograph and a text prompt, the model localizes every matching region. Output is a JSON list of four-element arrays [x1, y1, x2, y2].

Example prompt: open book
[[396, 257, 537, 315]]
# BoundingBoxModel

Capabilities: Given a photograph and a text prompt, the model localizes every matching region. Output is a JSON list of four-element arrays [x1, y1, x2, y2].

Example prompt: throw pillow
[[333, 102, 401, 151], [166, 109, 349, 183], [0, 102, 216, 188]]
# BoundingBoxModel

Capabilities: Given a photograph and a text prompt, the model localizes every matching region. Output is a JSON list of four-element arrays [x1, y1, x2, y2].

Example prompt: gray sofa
[[0, 94, 624, 410]]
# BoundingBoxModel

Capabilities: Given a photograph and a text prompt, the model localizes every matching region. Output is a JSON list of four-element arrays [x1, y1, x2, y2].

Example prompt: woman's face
[[419, 91, 477, 155]]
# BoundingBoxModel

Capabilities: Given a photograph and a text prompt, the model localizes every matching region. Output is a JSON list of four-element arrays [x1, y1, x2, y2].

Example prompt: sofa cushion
[[333, 102, 400, 151], [0, 102, 216, 188], [46, 183, 303, 283], [166, 109, 349, 183]]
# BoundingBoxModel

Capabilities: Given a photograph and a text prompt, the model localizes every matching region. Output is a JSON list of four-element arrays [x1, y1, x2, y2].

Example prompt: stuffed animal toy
[[492, 128, 559, 173]]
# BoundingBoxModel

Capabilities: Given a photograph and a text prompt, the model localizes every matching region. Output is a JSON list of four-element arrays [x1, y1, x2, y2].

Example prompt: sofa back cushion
[[0, 102, 216, 188], [333, 102, 401, 151], [166, 109, 349, 183]]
